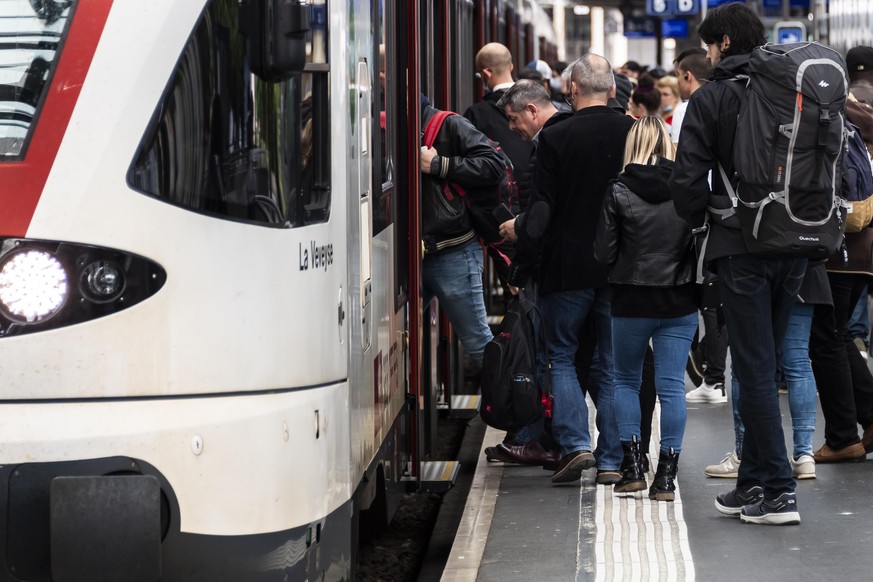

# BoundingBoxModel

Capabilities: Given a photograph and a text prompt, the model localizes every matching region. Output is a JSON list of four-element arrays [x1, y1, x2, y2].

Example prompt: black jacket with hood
[[420, 97, 504, 254], [594, 158, 697, 317], [669, 54, 750, 265]]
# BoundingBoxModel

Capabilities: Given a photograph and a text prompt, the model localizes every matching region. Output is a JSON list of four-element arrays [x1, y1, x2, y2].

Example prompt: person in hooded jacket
[[594, 116, 697, 501], [669, 3, 803, 526]]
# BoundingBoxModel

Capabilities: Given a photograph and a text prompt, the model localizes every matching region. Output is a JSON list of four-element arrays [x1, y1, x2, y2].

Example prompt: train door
[[357, 57, 374, 353]]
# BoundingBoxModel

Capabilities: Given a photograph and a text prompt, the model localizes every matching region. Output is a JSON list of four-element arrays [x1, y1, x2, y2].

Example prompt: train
[[0, 0, 555, 580]]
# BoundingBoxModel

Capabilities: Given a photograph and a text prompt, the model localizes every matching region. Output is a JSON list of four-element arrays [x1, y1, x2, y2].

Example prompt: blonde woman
[[593, 116, 696, 501], [656, 75, 680, 126]]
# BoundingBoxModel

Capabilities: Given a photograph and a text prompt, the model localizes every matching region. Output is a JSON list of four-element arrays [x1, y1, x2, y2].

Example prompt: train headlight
[[0, 250, 68, 323], [0, 238, 167, 337], [80, 260, 125, 303]]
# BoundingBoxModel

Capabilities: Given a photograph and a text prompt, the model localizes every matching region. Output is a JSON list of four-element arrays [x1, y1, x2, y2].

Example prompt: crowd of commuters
[[422, 1, 873, 528]]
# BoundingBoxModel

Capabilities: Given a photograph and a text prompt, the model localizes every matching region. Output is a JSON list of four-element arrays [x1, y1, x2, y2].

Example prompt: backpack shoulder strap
[[721, 75, 748, 101], [423, 111, 458, 148]]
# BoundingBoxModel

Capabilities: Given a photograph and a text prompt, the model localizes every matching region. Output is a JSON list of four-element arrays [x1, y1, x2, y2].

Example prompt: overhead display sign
[[647, 0, 700, 16], [625, 16, 658, 38], [764, 0, 809, 7], [662, 19, 689, 38], [707, 0, 744, 7]]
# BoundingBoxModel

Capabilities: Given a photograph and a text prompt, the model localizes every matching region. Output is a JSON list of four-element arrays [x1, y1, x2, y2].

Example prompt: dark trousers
[[697, 307, 729, 385], [810, 272, 873, 448], [717, 255, 805, 498]]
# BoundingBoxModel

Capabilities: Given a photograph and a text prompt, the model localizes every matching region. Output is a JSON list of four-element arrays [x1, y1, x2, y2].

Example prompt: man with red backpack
[[419, 94, 504, 365]]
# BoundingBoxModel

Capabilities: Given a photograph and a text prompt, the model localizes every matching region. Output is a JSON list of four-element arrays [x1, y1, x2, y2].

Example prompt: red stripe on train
[[0, 0, 114, 237]]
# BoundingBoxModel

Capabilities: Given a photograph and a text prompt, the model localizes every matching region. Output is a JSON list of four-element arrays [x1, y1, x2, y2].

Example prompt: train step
[[409, 460, 460, 493], [437, 394, 480, 419]]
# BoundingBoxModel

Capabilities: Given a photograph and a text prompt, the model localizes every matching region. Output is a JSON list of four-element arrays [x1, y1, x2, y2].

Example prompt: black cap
[[614, 73, 633, 111], [847, 46, 873, 72]]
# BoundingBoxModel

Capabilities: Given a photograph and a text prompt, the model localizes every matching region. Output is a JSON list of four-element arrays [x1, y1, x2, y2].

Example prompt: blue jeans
[[717, 255, 806, 498], [422, 240, 493, 365], [613, 312, 697, 453], [847, 283, 869, 345], [538, 288, 621, 469], [732, 302, 817, 459]]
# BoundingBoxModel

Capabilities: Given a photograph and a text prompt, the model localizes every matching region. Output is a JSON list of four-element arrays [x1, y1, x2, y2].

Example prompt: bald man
[[464, 43, 533, 196], [463, 43, 533, 284]]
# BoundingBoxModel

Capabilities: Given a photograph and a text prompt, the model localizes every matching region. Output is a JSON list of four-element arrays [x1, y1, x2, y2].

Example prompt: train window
[[308, 0, 328, 65], [128, 0, 331, 228], [453, 0, 475, 112], [0, 0, 75, 160], [420, 0, 436, 103], [373, 0, 396, 235]]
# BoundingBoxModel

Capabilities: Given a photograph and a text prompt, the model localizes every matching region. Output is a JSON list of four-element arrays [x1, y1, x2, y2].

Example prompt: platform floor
[[442, 378, 873, 581]]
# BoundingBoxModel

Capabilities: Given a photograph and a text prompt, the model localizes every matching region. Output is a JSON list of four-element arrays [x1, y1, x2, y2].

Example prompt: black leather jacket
[[421, 103, 504, 254], [594, 158, 694, 286]]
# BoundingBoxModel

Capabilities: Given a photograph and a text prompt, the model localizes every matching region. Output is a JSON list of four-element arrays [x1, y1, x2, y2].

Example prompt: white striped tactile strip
[[442, 395, 697, 581], [586, 396, 696, 582]]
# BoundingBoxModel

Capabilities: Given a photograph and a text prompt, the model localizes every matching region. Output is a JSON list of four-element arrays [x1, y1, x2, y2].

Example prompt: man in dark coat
[[669, 3, 803, 525], [480, 80, 569, 468], [495, 80, 569, 244], [508, 54, 634, 484], [463, 43, 534, 285], [464, 42, 534, 188]]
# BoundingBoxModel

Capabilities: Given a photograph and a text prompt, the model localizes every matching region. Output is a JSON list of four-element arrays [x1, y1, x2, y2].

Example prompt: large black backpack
[[727, 42, 849, 258], [480, 290, 550, 432]]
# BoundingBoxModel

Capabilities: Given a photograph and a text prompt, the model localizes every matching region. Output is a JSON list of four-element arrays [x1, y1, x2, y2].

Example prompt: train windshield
[[0, 0, 74, 159], [128, 0, 330, 228]]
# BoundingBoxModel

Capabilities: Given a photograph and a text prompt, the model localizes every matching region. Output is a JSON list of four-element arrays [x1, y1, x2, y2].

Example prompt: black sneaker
[[714, 485, 764, 516], [740, 492, 801, 525]]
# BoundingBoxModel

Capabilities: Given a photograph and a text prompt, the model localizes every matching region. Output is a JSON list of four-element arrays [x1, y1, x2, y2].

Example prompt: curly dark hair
[[697, 2, 766, 57]]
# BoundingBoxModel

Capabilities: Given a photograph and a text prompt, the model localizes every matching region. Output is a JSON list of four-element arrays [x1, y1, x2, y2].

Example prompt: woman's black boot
[[614, 437, 647, 494], [649, 449, 680, 501]]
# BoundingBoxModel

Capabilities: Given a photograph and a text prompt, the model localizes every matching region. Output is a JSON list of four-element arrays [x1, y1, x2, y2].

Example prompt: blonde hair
[[623, 116, 676, 167], [656, 75, 680, 99]]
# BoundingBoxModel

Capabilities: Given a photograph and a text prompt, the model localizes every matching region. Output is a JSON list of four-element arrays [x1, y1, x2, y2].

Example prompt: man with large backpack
[[669, 3, 835, 526], [419, 94, 504, 366]]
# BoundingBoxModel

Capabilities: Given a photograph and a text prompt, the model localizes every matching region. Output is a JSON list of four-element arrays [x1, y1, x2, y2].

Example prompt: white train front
[[0, 0, 412, 580]]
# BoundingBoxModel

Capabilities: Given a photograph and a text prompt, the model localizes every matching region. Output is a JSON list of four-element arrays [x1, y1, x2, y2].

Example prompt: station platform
[[441, 383, 873, 581]]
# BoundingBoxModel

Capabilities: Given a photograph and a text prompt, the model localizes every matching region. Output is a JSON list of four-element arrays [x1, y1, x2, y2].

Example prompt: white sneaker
[[686, 382, 728, 403], [705, 451, 740, 478], [790, 454, 816, 479]]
